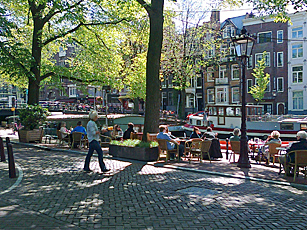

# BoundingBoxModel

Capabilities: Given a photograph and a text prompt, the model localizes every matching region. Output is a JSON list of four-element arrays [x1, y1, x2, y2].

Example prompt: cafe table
[[248, 140, 265, 160]]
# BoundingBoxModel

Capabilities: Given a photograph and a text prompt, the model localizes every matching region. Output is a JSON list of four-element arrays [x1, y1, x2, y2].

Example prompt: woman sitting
[[263, 130, 282, 165], [190, 127, 201, 139]]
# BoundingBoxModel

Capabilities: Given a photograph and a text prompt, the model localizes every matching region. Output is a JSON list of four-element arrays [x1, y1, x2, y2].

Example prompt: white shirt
[[87, 120, 100, 143]]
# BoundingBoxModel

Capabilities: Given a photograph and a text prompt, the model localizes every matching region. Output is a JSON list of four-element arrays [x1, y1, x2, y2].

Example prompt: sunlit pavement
[[1, 144, 307, 229]]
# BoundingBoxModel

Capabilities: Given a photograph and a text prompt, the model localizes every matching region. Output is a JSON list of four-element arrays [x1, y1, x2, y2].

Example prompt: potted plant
[[109, 139, 159, 161], [18, 105, 50, 143]]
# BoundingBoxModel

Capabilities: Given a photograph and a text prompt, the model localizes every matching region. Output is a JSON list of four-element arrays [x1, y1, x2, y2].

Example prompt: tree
[[161, 3, 224, 118], [249, 52, 270, 102], [0, 0, 135, 105], [135, 0, 166, 141]]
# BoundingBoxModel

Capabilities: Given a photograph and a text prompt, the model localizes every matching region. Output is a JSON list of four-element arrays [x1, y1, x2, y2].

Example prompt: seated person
[[111, 124, 123, 140], [71, 121, 87, 137], [123, 123, 136, 140], [201, 127, 217, 139], [157, 125, 184, 159], [280, 131, 307, 176], [190, 127, 201, 139], [59, 122, 72, 142], [263, 130, 282, 164], [229, 128, 240, 142]]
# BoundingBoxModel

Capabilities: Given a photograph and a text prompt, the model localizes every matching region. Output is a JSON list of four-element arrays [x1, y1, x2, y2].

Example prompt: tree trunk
[[179, 89, 186, 119], [142, 0, 164, 142], [28, 7, 43, 105], [133, 98, 140, 114], [28, 78, 40, 105]]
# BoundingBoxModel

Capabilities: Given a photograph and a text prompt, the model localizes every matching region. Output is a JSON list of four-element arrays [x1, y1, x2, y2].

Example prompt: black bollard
[[5, 137, 10, 149], [226, 138, 229, 160], [0, 137, 5, 162], [7, 143, 16, 178]]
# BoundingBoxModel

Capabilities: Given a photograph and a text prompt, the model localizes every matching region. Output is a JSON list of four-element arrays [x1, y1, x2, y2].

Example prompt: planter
[[109, 144, 159, 162], [18, 129, 43, 143]]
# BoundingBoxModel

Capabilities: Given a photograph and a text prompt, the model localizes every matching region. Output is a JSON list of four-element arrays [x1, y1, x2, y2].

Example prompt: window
[[162, 92, 167, 107], [189, 77, 195, 88], [216, 87, 227, 103], [247, 56, 253, 69], [292, 26, 303, 38], [292, 43, 303, 58], [258, 32, 272, 43], [247, 79, 252, 93], [255, 53, 270, 67], [196, 74, 202, 88], [277, 77, 284, 92], [207, 67, 214, 81], [223, 25, 235, 38], [161, 78, 166, 88], [232, 87, 240, 103], [277, 52, 283, 67], [293, 91, 303, 110], [186, 94, 194, 108], [69, 86, 76, 97], [229, 44, 235, 56], [292, 66, 303, 83], [168, 92, 173, 106], [219, 65, 227, 78], [207, 89, 215, 103], [231, 64, 240, 80], [277, 30, 283, 43]]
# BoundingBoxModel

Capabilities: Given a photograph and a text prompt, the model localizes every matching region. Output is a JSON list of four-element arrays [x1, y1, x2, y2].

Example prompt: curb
[[7, 141, 307, 190], [0, 163, 23, 196], [162, 164, 307, 190]]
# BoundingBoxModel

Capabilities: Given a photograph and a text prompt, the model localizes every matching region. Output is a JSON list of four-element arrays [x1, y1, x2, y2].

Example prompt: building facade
[[287, 11, 307, 114]]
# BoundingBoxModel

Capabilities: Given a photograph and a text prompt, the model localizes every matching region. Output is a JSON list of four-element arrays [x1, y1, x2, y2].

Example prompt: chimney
[[210, 9, 220, 23]]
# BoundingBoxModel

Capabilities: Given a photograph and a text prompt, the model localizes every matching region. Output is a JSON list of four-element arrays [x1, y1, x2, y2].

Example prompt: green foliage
[[249, 51, 270, 102], [19, 105, 50, 130], [110, 139, 158, 148]]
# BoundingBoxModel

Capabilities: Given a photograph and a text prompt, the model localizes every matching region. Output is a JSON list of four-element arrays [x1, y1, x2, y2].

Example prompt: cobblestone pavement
[[1, 145, 307, 229]]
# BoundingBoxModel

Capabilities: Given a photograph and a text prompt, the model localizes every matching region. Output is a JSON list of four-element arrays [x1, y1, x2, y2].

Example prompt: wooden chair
[[56, 130, 70, 146], [201, 139, 212, 163], [147, 133, 158, 142], [287, 150, 307, 182], [188, 138, 203, 162], [229, 141, 240, 163], [157, 139, 180, 162], [268, 142, 282, 165], [71, 132, 87, 149]]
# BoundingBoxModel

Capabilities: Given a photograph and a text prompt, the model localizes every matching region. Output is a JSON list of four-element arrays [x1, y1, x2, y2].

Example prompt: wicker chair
[[287, 150, 307, 182], [268, 142, 282, 165], [229, 141, 240, 163], [71, 132, 87, 149], [56, 130, 70, 146], [157, 139, 180, 162]]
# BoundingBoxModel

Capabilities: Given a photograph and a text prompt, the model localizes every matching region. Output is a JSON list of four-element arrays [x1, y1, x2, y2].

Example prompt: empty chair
[[187, 138, 203, 162], [147, 133, 158, 142]]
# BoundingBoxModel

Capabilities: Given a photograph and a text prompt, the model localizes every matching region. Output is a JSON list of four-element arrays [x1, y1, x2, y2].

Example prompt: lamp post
[[232, 27, 255, 168]]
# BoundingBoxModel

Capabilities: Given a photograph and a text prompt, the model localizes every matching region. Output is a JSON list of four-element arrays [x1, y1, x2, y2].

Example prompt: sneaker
[[83, 168, 92, 172], [102, 168, 110, 173]]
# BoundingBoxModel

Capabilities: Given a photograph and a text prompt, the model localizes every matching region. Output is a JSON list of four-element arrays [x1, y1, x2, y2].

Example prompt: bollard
[[0, 137, 5, 162], [5, 137, 10, 149], [7, 143, 16, 178], [226, 138, 229, 160]]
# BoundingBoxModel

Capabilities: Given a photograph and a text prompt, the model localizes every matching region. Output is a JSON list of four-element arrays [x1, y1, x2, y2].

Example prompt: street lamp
[[232, 27, 255, 168]]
